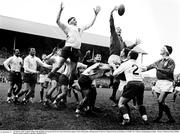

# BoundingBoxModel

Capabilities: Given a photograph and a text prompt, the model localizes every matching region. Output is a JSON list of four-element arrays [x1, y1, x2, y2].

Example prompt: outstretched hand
[[135, 39, 141, 45], [110, 5, 118, 14], [113, 5, 119, 11], [60, 2, 64, 11], [86, 50, 91, 55], [94, 6, 101, 15]]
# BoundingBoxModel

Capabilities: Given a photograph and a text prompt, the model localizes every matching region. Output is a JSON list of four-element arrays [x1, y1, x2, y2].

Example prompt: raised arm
[[37, 58, 52, 69], [81, 50, 91, 64], [127, 39, 141, 49], [110, 6, 118, 34], [56, 2, 69, 34], [81, 6, 101, 31], [45, 47, 57, 60]]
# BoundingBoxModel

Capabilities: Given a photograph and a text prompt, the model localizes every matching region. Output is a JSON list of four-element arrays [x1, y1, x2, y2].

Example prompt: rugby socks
[[89, 86, 97, 108], [157, 102, 163, 120], [119, 105, 130, 120], [112, 81, 119, 97], [139, 105, 147, 116], [110, 81, 119, 103], [125, 104, 131, 119], [72, 89, 79, 102], [78, 97, 89, 111], [109, 75, 114, 87], [172, 94, 177, 102], [153, 102, 164, 122], [7, 93, 11, 98], [139, 105, 148, 122], [45, 93, 51, 100], [40, 90, 44, 101], [133, 98, 137, 107], [163, 104, 175, 122], [17, 90, 28, 98]]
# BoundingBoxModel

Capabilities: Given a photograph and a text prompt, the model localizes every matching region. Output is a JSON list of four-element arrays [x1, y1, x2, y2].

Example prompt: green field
[[0, 83, 180, 131]]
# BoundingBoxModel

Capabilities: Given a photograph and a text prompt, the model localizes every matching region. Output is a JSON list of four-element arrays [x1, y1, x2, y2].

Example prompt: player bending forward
[[74, 63, 111, 115], [113, 50, 148, 125]]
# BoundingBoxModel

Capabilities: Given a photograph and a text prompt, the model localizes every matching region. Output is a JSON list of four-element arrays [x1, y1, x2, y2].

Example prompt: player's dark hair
[[129, 50, 138, 60], [124, 48, 131, 57], [68, 17, 75, 24], [13, 49, 20, 54], [28, 47, 35, 52], [164, 45, 173, 55]]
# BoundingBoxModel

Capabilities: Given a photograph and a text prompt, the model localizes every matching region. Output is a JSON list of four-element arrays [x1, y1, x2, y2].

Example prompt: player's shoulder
[[24, 55, 30, 60], [168, 57, 175, 62], [35, 56, 41, 60], [122, 59, 133, 65], [6, 56, 13, 60], [18, 57, 23, 60]]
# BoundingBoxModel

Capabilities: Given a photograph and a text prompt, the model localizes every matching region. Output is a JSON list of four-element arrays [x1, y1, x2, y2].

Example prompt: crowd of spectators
[[0, 68, 8, 83], [0, 47, 11, 83]]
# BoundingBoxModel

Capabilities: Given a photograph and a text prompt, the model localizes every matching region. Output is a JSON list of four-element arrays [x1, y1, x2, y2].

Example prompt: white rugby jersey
[[3, 55, 23, 72], [24, 55, 51, 73], [113, 59, 143, 82], [64, 25, 83, 49], [82, 63, 110, 79]]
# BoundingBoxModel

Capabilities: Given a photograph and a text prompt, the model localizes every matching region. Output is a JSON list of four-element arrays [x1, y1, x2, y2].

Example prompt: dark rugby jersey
[[109, 14, 126, 56], [147, 57, 175, 81]]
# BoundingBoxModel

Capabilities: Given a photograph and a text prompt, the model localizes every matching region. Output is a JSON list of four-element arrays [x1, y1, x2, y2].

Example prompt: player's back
[[123, 60, 143, 82]]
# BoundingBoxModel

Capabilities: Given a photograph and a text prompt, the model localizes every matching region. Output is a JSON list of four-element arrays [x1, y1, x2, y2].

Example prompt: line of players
[[3, 3, 179, 126]]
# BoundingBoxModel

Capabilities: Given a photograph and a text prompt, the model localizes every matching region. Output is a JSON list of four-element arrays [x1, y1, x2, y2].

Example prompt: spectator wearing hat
[[143, 45, 175, 123]]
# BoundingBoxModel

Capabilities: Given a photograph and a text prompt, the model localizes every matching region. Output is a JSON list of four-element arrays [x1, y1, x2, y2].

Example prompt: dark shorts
[[51, 72, 62, 82], [122, 81, 145, 105], [117, 72, 126, 81], [58, 74, 69, 86], [78, 75, 92, 90], [23, 73, 37, 84], [113, 76, 120, 84], [8, 72, 22, 83], [60, 46, 81, 62]]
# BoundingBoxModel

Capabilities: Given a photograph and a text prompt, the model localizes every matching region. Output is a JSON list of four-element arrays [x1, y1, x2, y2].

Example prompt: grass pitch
[[0, 83, 180, 131]]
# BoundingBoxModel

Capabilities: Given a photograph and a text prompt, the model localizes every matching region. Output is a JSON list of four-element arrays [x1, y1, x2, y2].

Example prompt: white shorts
[[118, 80, 126, 91], [39, 74, 48, 83], [152, 80, 174, 93], [174, 86, 180, 92], [108, 55, 121, 65]]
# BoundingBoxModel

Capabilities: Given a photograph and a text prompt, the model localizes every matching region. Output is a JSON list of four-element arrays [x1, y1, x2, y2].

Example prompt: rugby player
[[48, 2, 101, 94], [143, 45, 175, 123], [113, 50, 148, 125], [3, 49, 23, 103]]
